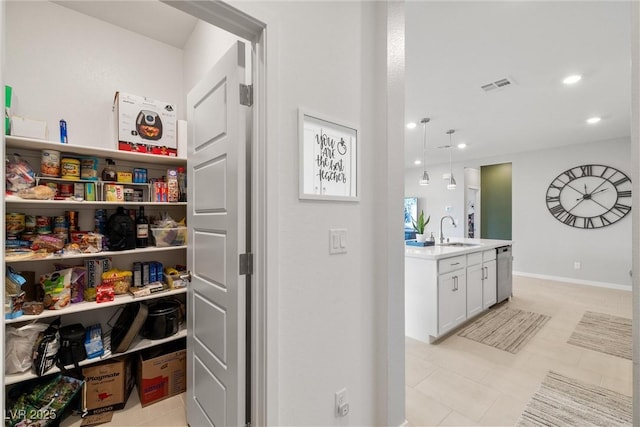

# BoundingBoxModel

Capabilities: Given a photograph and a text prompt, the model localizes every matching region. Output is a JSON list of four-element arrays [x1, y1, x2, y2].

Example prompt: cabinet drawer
[[483, 249, 496, 262], [467, 252, 482, 266], [438, 255, 466, 274]]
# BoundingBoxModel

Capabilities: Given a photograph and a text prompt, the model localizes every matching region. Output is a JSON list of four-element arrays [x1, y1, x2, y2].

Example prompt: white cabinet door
[[186, 41, 248, 427], [482, 259, 497, 309], [466, 263, 483, 317], [438, 270, 467, 335]]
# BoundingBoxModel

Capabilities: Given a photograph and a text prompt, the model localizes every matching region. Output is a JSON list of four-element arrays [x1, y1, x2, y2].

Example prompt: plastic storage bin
[[151, 227, 187, 247]]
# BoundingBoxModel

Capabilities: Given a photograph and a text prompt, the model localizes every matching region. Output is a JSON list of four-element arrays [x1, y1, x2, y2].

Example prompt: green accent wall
[[481, 163, 512, 240]]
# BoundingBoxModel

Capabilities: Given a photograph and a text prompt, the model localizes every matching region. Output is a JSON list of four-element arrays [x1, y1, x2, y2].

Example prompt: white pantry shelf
[[5, 136, 186, 166], [4, 288, 187, 325], [5, 245, 186, 264], [5, 197, 186, 208], [5, 327, 187, 385]]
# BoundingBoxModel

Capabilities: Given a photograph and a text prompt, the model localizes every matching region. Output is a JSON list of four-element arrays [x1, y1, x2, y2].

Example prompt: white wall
[[406, 161, 467, 239], [5, 1, 400, 425], [238, 2, 386, 424], [5, 2, 185, 150], [406, 138, 632, 288]]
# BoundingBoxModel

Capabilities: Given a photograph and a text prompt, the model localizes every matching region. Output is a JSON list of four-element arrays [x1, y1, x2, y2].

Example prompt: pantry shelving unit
[[4, 135, 188, 389]]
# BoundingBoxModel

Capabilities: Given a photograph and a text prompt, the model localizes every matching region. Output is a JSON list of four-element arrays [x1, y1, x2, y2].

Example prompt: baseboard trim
[[514, 271, 631, 291]]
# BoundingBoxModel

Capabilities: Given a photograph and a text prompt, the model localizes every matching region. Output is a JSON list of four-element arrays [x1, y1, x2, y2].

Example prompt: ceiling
[[53, 1, 631, 169], [405, 1, 631, 168], [53, 1, 198, 49]]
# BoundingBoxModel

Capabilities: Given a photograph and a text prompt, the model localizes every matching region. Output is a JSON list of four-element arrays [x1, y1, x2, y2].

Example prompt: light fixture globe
[[447, 175, 457, 190], [418, 118, 430, 186], [419, 170, 430, 186]]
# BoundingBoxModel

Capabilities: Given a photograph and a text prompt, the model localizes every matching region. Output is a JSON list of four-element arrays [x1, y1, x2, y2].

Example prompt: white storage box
[[11, 116, 48, 139], [113, 91, 177, 156]]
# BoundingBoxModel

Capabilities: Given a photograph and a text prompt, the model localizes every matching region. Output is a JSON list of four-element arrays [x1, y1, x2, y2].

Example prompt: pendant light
[[419, 118, 430, 186], [446, 129, 457, 190]]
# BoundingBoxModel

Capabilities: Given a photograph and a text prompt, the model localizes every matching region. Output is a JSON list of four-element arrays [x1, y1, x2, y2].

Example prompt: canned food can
[[36, 216, 52, 234], [61, 158, 80, 180], [66, 210, 79, 232], [6, 213, 25, 235], [53, 216, 68, 234], [25, 215, 36, 233], [59, 183, 74, 198], [41, 150, 61, 177]]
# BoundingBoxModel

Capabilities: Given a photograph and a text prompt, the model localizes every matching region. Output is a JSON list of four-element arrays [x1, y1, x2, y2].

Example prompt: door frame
[[162, 1, 278, 425]]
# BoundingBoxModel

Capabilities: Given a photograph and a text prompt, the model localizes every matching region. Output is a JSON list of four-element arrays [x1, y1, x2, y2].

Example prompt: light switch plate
[[329, 229, 347, 254]]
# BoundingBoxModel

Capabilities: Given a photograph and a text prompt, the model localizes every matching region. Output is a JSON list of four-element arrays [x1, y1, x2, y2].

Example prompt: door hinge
[[240, 84, 253, 106], [239, 253, 253, 275]]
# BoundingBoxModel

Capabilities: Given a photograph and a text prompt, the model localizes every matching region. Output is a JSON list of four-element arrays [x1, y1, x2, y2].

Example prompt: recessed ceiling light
[[457, 143, 467, 149], [414, 159, 421, 165], [407, 122, 417, 129], [563, 74, 582, 85], [586, 116, 601, 124]]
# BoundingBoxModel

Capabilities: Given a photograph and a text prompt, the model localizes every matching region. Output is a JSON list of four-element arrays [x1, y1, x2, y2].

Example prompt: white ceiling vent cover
[[481, 77, 515, 92]]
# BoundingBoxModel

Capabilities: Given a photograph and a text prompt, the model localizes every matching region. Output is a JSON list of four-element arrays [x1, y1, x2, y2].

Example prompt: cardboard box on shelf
[[82, 356, 134, 415], [137, 341, 186, 407], [113, 92, 177, 156]]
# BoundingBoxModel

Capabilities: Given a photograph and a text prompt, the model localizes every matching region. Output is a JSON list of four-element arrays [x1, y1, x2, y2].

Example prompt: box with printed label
[[82, 356, 134, 415], [113, 92, 177, 156], [137, 341, 186, 407]]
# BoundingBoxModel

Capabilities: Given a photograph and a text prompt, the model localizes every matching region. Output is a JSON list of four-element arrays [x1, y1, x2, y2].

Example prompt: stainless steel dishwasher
[[496, 246, 513, 303]]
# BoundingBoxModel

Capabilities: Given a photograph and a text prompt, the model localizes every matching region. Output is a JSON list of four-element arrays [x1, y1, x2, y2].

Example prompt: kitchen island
[[405, 238, 512, 343]]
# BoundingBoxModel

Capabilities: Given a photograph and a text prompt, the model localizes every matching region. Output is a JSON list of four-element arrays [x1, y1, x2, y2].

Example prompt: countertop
[[405, 238, 512, 260]]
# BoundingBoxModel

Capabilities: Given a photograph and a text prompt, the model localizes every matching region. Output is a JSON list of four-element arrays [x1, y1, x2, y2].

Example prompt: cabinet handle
[[451, 262, 460, 266], [483, 266, 488, 280]]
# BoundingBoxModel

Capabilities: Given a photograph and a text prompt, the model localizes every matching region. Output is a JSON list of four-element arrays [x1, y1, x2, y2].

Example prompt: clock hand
[[565, 182, 587, 196], [576, 188, 608, 201]]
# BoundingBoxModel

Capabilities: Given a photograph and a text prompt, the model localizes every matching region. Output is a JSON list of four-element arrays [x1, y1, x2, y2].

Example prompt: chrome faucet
[[440, 215, 457, 244]]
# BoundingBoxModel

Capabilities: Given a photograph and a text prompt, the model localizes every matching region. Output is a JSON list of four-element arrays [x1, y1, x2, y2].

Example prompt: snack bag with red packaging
[[96, 283, 114, 303]]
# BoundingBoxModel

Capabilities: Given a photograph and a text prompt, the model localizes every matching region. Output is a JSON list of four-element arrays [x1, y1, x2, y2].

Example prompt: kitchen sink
[[438, 242, 481, 247]]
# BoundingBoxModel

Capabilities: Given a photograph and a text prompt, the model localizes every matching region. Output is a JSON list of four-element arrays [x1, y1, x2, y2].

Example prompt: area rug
[[457, 305, 550, 353], [516, 371, 632, 426], [567, 311, 631, 360]]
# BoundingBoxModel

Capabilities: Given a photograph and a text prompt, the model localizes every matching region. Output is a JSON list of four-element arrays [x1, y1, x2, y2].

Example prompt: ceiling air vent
[[481, 77, 515, 92]]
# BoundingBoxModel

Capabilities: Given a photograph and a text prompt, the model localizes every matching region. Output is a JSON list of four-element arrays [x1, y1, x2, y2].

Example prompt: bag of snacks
[[6, 153, 35, 194], [101, 269, 132, 295], [41, 268, 72, 310]]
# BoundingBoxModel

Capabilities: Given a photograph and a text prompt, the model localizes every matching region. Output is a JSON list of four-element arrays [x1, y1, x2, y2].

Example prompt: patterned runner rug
[[457, 305, 550, 353], [517, 371, 632, 426], [567, 311, 631, 360]]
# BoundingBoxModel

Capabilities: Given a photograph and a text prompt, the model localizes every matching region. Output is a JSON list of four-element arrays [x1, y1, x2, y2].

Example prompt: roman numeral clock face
[[546, 164, 632, 229]]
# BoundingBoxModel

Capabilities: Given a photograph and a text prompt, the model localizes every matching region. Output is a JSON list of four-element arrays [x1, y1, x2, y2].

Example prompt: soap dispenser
[[101, 158, 117, 182], [429, 232, 435, 243]]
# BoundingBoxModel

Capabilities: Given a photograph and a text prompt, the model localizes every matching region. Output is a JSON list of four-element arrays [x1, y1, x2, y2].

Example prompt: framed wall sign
[[299, 109, 359, 201]]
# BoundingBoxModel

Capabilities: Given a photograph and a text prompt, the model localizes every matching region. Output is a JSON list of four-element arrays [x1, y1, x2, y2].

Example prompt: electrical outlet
[[574, 261, 581, 270], [335, 388, 348, 417]]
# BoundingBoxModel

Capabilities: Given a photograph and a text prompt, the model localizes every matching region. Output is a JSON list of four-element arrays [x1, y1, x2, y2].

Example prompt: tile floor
[[405, 275, 633, 426], [58, 275, 631, 426], [60, 388, 187, 427]]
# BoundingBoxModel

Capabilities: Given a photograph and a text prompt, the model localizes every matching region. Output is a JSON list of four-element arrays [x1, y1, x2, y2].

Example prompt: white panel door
[[466, 263, 483, 317], [186, 41, 248, 427], [482, 260, 497, 308]]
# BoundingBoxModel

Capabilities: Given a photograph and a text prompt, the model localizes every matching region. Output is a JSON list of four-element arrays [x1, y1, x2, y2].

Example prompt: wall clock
[[545, 164, 632, 229]]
